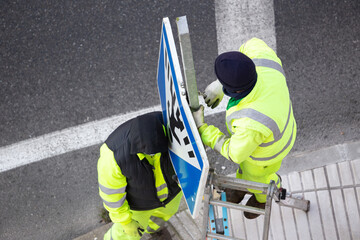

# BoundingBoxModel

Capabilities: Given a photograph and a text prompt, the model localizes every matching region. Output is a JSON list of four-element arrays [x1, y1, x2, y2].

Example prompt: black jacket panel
[[105, 112, 181, 210]]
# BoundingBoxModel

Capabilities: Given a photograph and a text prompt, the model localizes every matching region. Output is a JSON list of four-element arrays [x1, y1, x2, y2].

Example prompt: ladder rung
[[207, 232, 245, 240], [213, 175, 268, 193], [209, 200, 265, 215]]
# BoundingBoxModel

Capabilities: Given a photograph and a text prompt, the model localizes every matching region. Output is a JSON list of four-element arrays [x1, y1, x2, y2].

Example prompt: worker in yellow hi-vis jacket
[[97, 112, 182, 239], [192, 38, 296, 219]]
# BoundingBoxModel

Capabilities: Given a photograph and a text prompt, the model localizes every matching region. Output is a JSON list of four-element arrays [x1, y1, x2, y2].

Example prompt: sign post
[[176, 16, 199, 111], [156, 17, 209, 218]]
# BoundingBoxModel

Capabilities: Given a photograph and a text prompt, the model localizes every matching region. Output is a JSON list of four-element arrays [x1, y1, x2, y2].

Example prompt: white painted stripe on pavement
[[215, 0, 277, 53], [0, 105, 160, 172], [0, 97, 227, 173]]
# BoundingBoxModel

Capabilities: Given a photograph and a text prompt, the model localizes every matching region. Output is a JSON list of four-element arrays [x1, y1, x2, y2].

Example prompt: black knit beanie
[[214, 51, 257, 92]]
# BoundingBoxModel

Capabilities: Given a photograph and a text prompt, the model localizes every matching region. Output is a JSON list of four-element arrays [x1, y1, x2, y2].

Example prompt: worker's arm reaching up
[[193, 106, 266, 164]]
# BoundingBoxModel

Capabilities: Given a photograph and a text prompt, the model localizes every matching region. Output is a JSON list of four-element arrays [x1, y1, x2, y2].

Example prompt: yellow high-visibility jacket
[[97, 112, 181, 225], [199, 38, 296, 170]]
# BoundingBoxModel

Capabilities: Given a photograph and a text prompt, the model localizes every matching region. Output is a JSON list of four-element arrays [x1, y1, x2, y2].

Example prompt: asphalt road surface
[[0, 0, 359, 239]]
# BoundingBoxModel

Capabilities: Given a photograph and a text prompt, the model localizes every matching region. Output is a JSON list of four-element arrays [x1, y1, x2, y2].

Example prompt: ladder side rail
[[262, 180, 276, 240], [202, 187, 211, 240], [220, 192, 230, 236], [209, 204, 217, 236], [202, 170, 214, 240]]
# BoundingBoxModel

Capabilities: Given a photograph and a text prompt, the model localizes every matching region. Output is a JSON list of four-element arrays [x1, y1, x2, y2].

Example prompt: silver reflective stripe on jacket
[[249, 121, 295, 161], [226, 102, 292, 147], [99, 183, 126, 195], [260, 103, 292, 147], [156, 183, 167, 192], [214, 135, 229, 153], [227, 108, 280, 137], [101, 194, 126, 208], [156, 183, 168, 200], [252, 58, 286, 77]]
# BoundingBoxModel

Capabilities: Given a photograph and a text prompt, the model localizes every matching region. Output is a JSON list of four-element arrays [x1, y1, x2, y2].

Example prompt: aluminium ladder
[[201, 169, 310, 240]]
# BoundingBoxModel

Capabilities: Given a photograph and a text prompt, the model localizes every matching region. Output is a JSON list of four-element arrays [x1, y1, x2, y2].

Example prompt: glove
[[122, 220, 144, 237], [204, 80, 224, 109], [192, 105, 205, 128]]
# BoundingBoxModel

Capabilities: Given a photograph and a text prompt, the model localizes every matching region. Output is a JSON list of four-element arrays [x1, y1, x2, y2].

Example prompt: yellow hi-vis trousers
[[104, 191, 182, 240], [237, 161, 281, 203]]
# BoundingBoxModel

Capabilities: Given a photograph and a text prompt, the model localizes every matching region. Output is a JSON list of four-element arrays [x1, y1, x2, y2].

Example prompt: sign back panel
[[157, 18, 209, 218]]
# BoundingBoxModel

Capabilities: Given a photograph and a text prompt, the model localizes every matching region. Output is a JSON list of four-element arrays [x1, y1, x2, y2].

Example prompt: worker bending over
[[97, 112, 182, 239]]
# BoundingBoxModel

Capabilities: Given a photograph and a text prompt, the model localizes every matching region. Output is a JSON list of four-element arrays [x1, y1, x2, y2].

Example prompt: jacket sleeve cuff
[[108, 207, 133, 225], [198, 123, 208, 134], [120, 217, 133, 225]]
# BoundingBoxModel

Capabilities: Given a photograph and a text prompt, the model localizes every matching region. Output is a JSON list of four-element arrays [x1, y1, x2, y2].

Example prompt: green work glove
[[192, 105, 205, 128], [122, 220, 144, 237]]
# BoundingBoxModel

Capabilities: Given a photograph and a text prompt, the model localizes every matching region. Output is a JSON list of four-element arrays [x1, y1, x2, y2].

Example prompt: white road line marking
[[0, 105, 160, 172], [0, 97, 227, 173], [215, 0, 277, 53]]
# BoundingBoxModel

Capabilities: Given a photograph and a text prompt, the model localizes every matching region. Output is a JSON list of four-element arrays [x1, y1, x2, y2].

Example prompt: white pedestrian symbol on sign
[[164, 46, 200, 170]]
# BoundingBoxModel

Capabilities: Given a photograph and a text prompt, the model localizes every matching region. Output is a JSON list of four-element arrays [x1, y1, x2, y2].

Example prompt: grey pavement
[[1, 0, 359, 239], [274, 0, 360, 154], [0, 0, 218, 147]]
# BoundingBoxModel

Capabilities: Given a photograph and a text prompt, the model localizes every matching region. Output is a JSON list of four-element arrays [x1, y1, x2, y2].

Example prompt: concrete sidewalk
[[74, 140, 360, 240]]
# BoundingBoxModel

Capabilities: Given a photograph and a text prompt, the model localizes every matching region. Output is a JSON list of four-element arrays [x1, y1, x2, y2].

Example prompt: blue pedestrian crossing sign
[[157, 17, 209, 218]]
